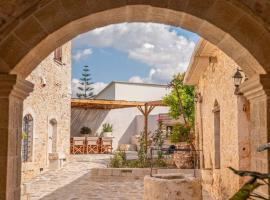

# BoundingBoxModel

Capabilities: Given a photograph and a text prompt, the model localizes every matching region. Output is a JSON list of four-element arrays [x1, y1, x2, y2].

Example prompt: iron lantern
[[233, 69, 243, 95]]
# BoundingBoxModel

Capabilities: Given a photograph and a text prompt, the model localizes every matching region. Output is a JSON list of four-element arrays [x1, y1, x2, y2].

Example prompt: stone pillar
[[240, 74, 270, 198], [0, 75, 33, 200]]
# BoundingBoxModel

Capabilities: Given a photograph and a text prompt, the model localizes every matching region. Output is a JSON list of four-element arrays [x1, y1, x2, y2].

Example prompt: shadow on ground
[[38, 172, 143, 200]]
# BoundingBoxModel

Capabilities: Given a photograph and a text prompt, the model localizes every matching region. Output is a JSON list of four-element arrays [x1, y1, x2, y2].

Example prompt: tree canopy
[[77, 65, 94, 99], [163, 73, 195, 127]]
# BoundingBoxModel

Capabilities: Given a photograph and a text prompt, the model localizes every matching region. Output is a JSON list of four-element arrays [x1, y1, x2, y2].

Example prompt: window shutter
[[54, 47, 62, 63]]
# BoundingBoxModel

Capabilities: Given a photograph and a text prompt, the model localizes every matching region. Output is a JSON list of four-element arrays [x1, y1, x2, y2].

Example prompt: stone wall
[[195, 46, 251, 199], [21, 42, 71, 182]]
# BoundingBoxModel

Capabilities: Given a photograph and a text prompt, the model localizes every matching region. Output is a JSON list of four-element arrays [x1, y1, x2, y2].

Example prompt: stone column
[[0, 75, 33, 200], [240, 74, 270, 198]]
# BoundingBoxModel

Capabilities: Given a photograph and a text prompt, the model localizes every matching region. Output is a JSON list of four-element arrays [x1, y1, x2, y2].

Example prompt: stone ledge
[[90, 168, 199, 179]]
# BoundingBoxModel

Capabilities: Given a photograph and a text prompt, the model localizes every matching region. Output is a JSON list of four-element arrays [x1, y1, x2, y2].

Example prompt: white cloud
[[128, 76, 145, 83], [73, 48, 93, 61], [71, 79, 107, 98], [73, 23, 197, 83]]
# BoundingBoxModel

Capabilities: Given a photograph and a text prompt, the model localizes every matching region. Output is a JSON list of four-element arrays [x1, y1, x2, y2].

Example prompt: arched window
[[22, 114, 33, 162], [213, 100, 220, 169]]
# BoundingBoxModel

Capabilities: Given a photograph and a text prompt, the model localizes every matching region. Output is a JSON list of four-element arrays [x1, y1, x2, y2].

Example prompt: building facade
[[71, 82, 170, 150], [21, 42, 71, 182], [184, 40, 252, 199]]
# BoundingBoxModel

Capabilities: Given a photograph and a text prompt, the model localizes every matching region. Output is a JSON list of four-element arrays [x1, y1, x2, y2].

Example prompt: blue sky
[[71, 23, 199, 94]]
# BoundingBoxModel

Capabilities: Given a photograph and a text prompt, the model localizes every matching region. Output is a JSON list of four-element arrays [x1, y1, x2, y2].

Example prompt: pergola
[[71, 99, 167, 152]]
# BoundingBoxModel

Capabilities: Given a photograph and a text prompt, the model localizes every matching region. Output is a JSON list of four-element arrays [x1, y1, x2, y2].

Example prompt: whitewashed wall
[[95, 83, 115, 100], [115, 83, 170, 101], [76, 82, 170, 150], [95, 82, 170, 101], [71, 106, 168, 150]]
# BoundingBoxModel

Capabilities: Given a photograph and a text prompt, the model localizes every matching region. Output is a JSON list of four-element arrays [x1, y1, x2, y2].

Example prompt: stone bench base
[[90, 168, 199, 179]]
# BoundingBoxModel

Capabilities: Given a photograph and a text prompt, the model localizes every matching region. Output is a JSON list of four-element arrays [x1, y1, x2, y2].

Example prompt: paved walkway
[[23, 155, 212, 200], [23, 155, 143, 200]]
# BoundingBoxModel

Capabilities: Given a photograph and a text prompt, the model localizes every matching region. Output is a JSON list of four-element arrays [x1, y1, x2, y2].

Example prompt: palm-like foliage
[[229, 142, 270, 200]]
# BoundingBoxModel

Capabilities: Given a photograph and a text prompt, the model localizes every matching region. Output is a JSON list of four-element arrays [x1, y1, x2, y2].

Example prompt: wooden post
[[137, 104, 156, 153], [144, 104, 148, 153]]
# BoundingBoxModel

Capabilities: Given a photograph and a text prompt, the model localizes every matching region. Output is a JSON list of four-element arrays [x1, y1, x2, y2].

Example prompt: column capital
[[240, 74, 270, 101], [0, 74, 33, 100]]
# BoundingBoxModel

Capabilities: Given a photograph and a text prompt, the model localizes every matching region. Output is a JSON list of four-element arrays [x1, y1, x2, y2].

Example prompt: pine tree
[[76, 65, 94, 99]]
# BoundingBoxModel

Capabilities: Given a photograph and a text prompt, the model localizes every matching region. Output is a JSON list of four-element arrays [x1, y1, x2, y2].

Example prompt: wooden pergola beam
[[72, 99, 145, 109]]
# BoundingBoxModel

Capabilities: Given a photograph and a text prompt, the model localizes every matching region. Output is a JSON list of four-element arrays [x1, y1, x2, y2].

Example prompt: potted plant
[[80, 126, 92, 136], [102, 123, 113, 137]]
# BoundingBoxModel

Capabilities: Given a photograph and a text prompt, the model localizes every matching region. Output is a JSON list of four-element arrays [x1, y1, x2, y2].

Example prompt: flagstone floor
[[22, 155, 143, 200], [22, 154, 212, 200]]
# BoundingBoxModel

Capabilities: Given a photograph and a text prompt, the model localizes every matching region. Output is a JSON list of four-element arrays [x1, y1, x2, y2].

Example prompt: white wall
[[115, 83, 170, 101], [95, 83, 115, 100], [76, 82, 170, 150], [71, 106, 168, 150]]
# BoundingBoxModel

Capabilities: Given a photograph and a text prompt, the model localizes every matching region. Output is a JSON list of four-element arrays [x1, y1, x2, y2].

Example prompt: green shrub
[[137, 132, 147, 167], [102, 123, 113, 132], [109, 151, 126, 168], [170, 124, 190, 143], [80, 127, 92, 135]]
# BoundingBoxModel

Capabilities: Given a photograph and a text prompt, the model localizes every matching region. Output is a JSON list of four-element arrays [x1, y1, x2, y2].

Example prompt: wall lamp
[[232, 69, 243, 95]]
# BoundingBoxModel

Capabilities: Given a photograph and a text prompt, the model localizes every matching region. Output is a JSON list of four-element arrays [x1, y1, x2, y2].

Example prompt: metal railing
[[149, 146, 202, 177]]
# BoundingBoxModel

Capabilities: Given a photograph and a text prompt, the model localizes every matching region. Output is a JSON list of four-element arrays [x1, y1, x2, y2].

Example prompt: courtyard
[[22, 155, 213, 200], [22, 155, 144, 200], [0, 1, 270, 200]]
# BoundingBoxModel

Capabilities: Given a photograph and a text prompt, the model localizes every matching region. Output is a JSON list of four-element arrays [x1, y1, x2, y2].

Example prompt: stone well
[[144, 173, 202, 200]]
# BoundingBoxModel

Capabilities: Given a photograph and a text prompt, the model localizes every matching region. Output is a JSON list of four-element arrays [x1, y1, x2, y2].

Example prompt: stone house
[[21, 42, 71, 182], [71, 81, 170, 150], [184, 40, 252, 199]]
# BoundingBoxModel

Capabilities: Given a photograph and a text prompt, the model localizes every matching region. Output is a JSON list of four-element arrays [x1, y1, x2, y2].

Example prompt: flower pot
[[103, 131, 113, 137]]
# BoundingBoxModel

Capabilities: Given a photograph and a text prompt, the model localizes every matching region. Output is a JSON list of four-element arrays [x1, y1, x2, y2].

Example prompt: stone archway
[[0, 1, 269, 77], [1, 1, 270, 199]]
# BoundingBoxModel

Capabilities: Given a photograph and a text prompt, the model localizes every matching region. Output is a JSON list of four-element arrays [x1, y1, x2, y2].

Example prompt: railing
[[149, 146, 202, 177]]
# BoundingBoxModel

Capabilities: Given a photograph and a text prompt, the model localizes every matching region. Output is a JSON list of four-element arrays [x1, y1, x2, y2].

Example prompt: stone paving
[[22, 155, 144, 200], [22, 155, 212, 200]]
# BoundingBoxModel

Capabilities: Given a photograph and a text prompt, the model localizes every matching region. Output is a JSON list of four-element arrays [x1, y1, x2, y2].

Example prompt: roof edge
[[184, 39, 217, 85]]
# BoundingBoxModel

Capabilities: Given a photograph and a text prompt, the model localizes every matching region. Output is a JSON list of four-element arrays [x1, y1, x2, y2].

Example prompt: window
[[54, 47, 62, 63], [213, 100, 220, 169], [22, 114, 33, 162]]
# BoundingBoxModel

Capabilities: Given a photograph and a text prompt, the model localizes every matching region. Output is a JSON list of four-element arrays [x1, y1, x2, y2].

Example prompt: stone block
[[0, 34, 28, 68], [34, 0, 70, 33], [185, 0, 215, 18], [14, 17, 47, 48], [112, 169, 121, 176], [87, 0, 126, 13], [90, 168, 98, 176], [230, 14, 267, 58], [206, 0, 243, 32]]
